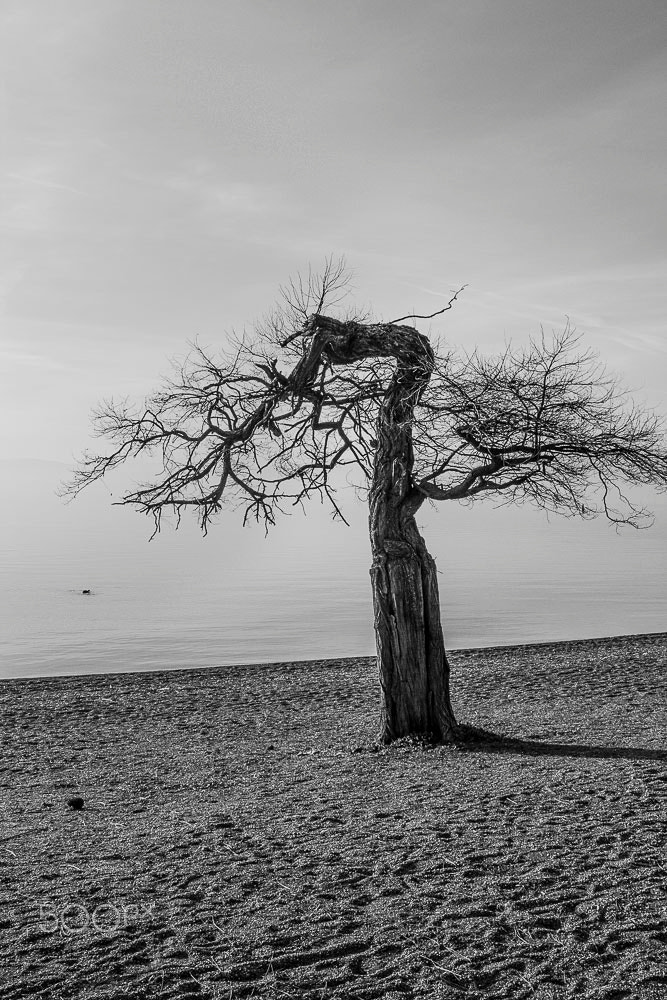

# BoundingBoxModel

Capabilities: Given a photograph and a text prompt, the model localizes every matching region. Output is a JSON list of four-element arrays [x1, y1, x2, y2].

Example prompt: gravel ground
[[0, 633, 665, 999]]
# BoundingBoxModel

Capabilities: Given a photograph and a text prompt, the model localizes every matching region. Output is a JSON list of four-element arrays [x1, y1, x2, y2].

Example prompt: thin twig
[[390, 285, 467, 324]]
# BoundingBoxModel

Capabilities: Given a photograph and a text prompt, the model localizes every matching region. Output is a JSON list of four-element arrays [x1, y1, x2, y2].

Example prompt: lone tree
[[66, 259, 667, 744]]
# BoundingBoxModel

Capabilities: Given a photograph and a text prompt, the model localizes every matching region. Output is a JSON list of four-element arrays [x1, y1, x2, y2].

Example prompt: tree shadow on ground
[[451, 725, 667, 762]]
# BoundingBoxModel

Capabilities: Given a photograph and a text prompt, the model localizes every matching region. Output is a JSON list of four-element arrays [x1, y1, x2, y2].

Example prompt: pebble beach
[[1, 633, 666, 999]]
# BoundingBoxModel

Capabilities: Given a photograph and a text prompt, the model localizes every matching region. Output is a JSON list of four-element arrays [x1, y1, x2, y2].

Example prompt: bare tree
[[65, 259, 667, 744]]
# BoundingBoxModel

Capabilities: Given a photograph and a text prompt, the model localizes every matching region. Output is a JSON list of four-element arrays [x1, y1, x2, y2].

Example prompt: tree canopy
[[66, 259, 667, 534]]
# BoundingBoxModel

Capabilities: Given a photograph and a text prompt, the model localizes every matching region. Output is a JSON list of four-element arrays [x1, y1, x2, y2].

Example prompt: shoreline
[[2, 628, 666, 686]]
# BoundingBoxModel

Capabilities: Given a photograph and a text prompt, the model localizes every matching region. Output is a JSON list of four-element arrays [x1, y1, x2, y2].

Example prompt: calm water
[[1, 460, 665, 679]]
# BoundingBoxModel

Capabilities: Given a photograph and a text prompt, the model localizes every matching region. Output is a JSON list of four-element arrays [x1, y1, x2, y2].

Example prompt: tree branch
[[63, 267, 667, 535], [390, 285, 467, 325]]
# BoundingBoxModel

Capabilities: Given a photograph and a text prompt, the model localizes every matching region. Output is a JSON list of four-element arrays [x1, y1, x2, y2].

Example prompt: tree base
[[374, 720, 504, 749]]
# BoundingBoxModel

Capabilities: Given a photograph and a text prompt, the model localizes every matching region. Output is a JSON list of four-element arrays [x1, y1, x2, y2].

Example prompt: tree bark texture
[[304, 315, 458, 743]]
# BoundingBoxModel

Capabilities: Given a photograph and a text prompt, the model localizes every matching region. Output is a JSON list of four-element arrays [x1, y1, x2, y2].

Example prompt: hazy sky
[[2, 0, 666, 466]]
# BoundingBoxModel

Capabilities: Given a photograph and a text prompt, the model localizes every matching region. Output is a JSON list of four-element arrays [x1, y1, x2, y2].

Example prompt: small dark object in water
[[67, 796, 84, 810], [82, 589, 91, 595]]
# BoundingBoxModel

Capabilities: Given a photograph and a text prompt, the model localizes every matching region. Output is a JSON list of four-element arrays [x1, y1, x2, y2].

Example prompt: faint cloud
[[607, 332, 667, 356], [2, 197, 52, 233], [510, 262, 667, 292], [0, 349, 71, 372], [1, 0, 109, 53], [0, 267, 25, 313], [1, 156, 86, 234], [158, 160, 282, 218], [209, 183, 266, 214], [5, 171, 86, 197]]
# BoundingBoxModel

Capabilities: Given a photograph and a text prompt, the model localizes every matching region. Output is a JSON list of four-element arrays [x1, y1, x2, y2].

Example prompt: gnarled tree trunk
[[369, 509, 457, 744], [367, 330, 457, 744], [301, 314, 458, 744]]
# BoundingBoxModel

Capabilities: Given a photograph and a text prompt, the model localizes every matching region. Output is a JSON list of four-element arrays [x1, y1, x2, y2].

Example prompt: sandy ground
[[0, 633, 665, 1000]]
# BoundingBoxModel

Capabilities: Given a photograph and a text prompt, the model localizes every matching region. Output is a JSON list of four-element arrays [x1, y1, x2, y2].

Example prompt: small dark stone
[[82, 589, 91, 595], [67, 796, 85, 810]]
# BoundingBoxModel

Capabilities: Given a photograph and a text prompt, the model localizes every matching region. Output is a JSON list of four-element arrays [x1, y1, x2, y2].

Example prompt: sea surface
[[1, 460, 665, 679]]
